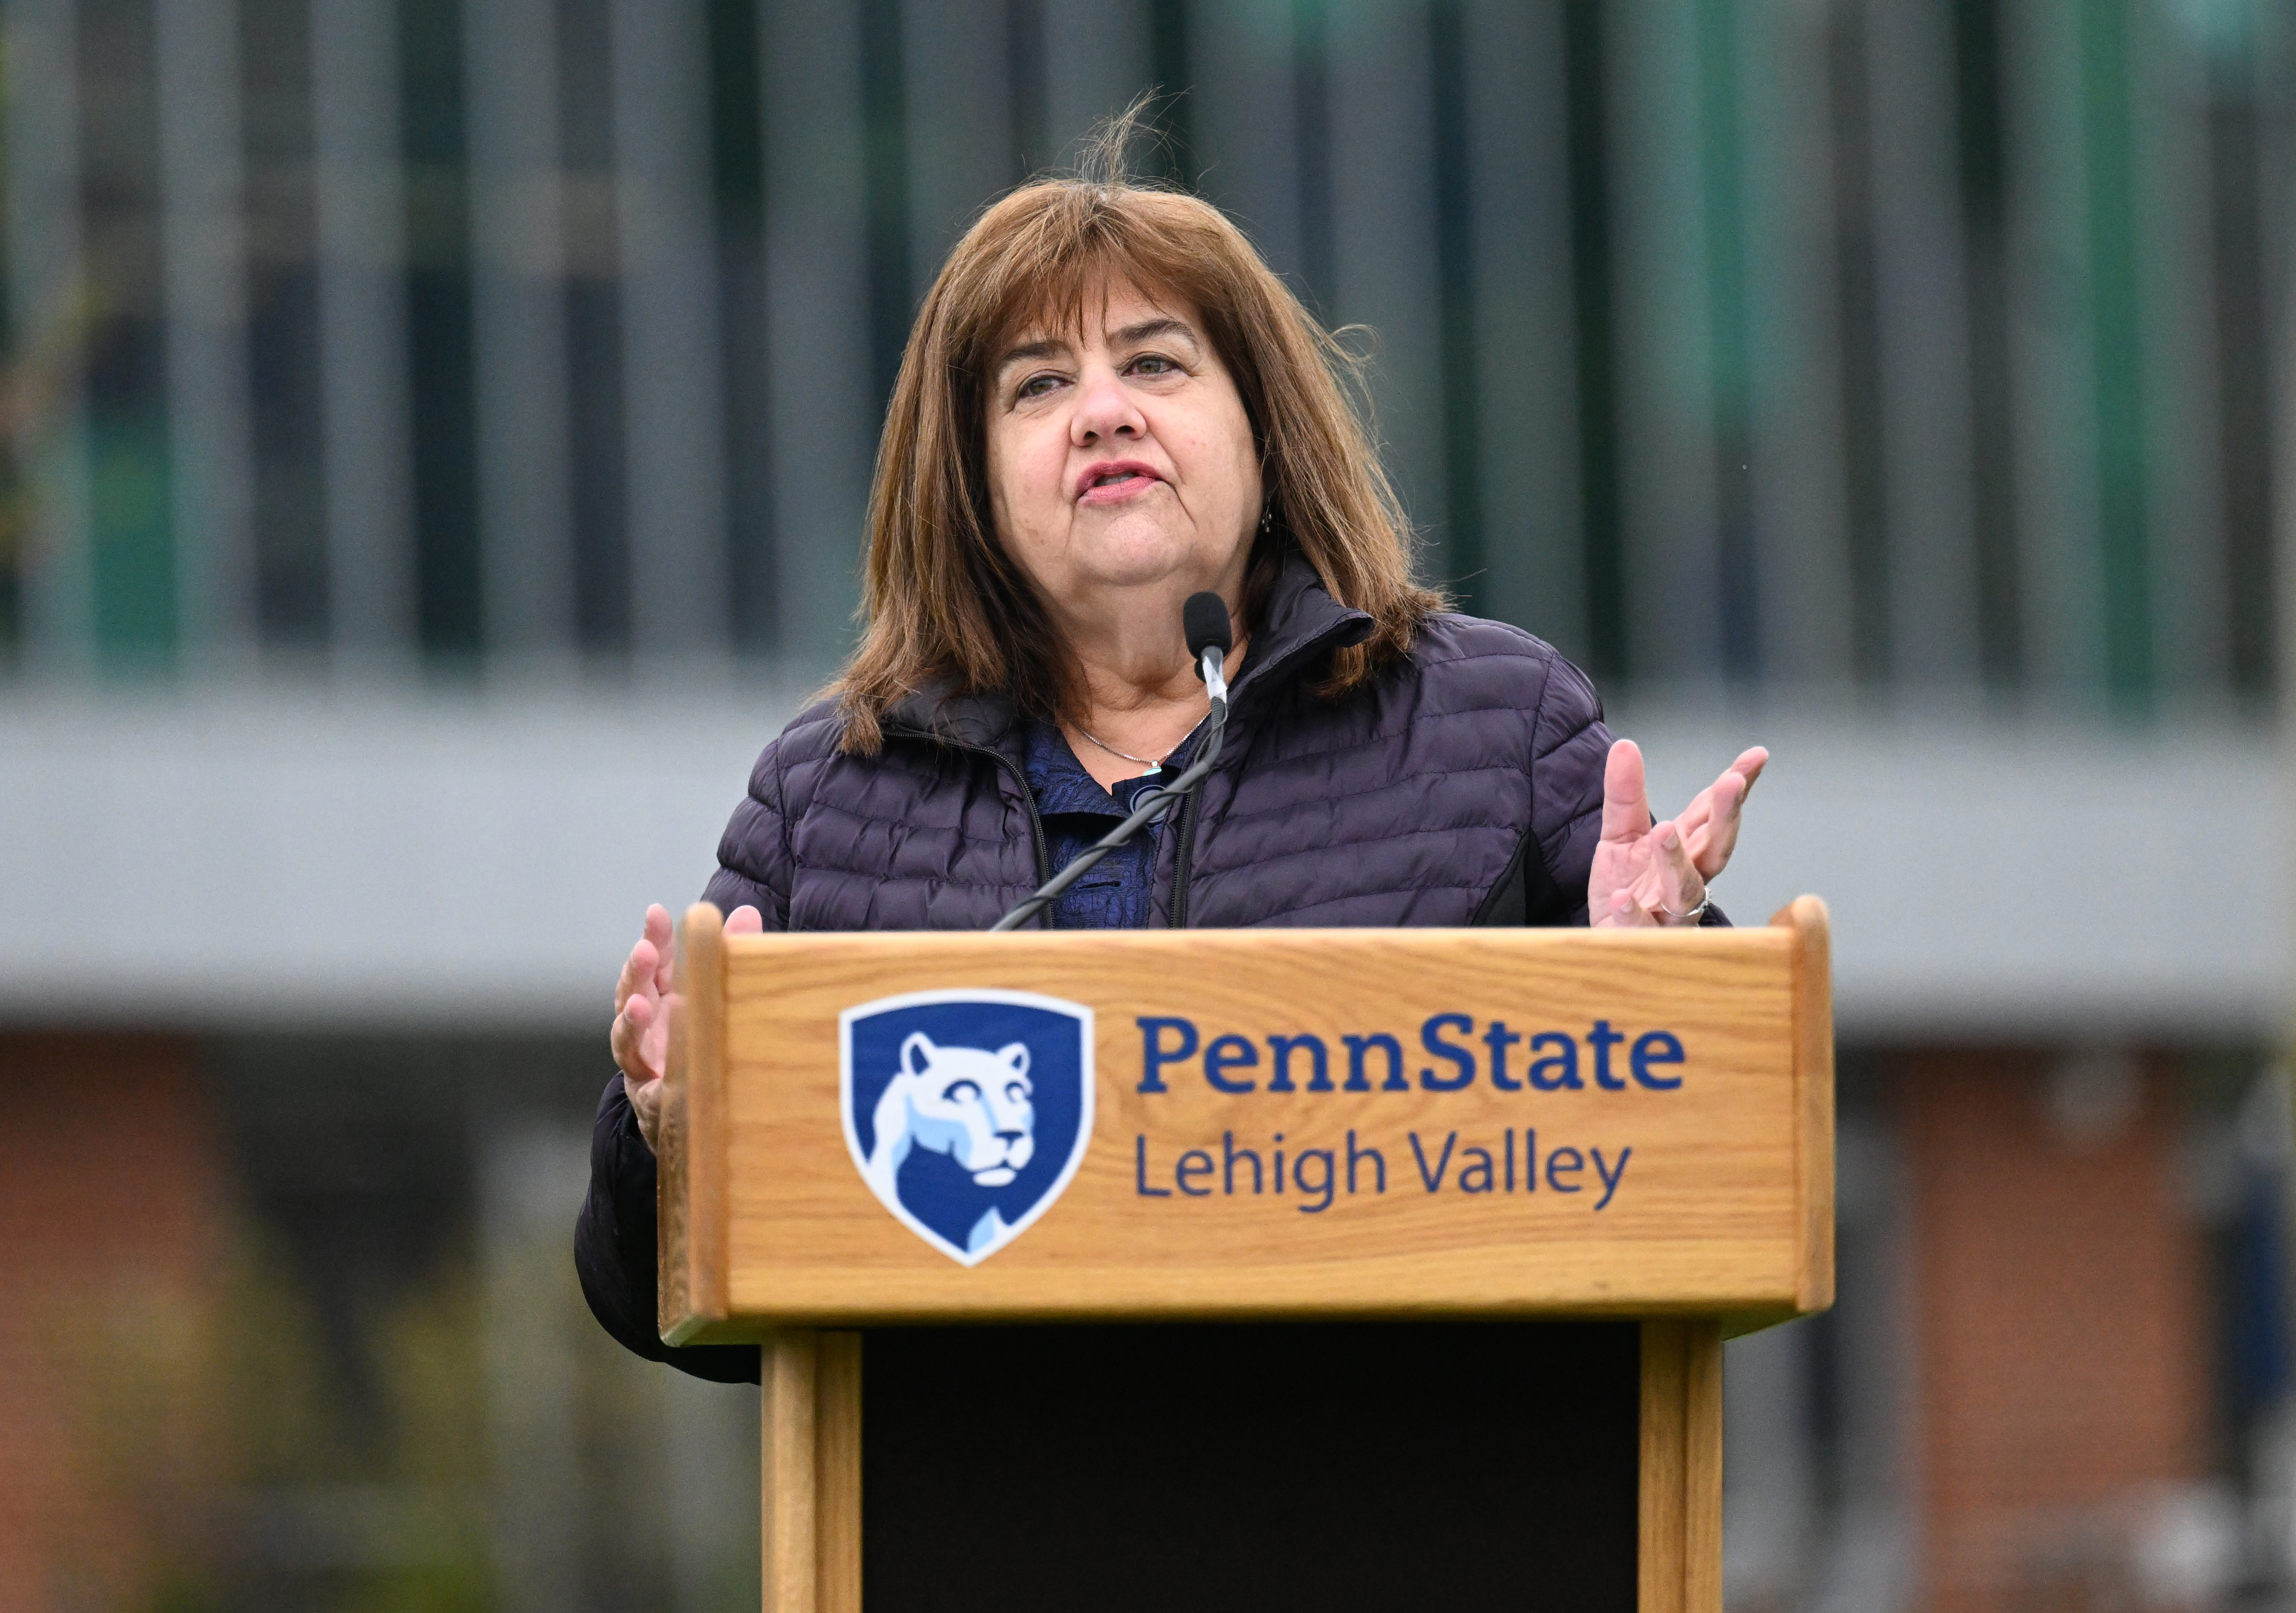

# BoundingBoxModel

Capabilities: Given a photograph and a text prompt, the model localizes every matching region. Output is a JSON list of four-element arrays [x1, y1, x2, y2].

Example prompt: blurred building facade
[[1, 0, 2292, 1609]]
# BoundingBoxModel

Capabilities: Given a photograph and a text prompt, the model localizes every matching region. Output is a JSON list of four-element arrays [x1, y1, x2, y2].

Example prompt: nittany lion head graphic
[[840, 991, 1094, 1266], [866, 1032, 1037, 1194]]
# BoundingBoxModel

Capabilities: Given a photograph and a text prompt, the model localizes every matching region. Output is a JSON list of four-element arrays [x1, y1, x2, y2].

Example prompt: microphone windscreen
[[1183, 591, 1233, 660]]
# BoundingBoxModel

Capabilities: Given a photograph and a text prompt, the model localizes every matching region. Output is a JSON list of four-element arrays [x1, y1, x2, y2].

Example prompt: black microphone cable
[[991, 592, 1233, 933]]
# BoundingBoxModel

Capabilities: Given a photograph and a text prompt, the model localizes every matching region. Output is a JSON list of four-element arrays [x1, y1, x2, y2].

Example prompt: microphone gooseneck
[[991, 594, 1232, 932]]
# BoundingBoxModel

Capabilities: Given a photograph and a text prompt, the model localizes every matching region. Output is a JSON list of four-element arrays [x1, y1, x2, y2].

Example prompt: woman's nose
[[1071, 370, 1143, 443]]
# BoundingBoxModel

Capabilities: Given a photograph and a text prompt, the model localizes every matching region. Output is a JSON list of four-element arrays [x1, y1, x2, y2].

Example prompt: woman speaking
[[576, 146, 1765, 1381]]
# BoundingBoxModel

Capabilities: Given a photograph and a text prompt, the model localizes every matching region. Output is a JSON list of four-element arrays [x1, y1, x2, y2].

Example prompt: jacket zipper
[[889, 729, 1054, 920], [974, 747, 1053, 891], [1166, 786, 1200, 929]]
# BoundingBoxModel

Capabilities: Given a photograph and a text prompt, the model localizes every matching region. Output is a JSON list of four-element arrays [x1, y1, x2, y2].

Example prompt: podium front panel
[[661, 907, 1832, 1338]]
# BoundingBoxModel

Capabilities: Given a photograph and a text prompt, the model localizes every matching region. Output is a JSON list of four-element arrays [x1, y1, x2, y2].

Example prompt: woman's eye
[[1130, 353, 1177, 376], [1016, 373, 1063, 401]]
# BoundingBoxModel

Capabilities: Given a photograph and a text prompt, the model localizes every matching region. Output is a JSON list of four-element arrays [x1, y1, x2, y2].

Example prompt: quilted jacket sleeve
[[575, 735, 805, 1385], [701, 736, 798, 928], [1526, 650, 1612, 927], [575, 1075, 760, 1383]]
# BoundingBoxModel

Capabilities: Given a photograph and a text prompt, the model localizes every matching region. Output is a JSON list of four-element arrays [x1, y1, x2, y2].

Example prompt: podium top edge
[[705, 916, 1823, 952]]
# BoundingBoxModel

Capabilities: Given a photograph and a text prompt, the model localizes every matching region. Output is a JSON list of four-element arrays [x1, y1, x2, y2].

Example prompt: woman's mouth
[[1076, 463, 1161, 504]]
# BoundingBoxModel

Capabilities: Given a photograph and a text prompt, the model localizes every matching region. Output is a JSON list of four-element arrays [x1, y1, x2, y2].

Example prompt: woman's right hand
[[612, 902, 764, 1152]]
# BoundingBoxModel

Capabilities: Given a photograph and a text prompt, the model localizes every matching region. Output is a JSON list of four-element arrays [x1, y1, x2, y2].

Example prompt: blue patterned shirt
[[1019, 720, 1199, 929]]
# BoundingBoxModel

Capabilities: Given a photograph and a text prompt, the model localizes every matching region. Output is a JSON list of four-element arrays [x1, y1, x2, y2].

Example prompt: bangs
[[985, 259, 1174, 359], [962, 192, 1233, 385]]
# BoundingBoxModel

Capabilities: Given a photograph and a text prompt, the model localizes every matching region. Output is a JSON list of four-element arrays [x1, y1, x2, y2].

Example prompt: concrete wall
[[1, 689, 2279, 1041]]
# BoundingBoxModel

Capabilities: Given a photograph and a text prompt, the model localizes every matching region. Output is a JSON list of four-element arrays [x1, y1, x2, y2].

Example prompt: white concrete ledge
[[0, 688, 2283, 1041], [0, 685, 805, 1032], [1623, 709, 2288, 1041]]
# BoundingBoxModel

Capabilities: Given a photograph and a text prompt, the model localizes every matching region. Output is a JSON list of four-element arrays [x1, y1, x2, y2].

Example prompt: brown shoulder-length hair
[[832, 128, 1443, 754]]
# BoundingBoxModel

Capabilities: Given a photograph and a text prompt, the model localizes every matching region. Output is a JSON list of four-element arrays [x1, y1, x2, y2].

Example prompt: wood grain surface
[[660, 906, 1834, 1332], [660, 903, 728, 1343], [1640, 1319, 1725, 1613], [760, 1331, 816, 1613], [1785, 896, 1837, 1314], [815, 1333, 861, 1613]]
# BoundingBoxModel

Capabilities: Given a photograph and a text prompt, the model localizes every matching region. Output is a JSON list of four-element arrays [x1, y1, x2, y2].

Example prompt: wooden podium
[[659, 898, 1833, 1613]]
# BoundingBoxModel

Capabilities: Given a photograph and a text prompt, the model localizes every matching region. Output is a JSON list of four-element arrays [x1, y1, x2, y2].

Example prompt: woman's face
[[985, 281, 1261, 625]]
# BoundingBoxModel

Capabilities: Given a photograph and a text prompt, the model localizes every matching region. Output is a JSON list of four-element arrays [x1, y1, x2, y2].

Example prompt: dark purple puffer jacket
[[576, 556, 1631, 1382]]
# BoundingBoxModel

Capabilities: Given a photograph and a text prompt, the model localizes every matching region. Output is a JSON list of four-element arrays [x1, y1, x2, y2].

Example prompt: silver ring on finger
[[1658, 889, 1710, 925]]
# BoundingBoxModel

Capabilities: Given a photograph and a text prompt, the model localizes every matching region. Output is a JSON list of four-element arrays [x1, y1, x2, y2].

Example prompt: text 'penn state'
[[1130, 1014, 1684, 1214]]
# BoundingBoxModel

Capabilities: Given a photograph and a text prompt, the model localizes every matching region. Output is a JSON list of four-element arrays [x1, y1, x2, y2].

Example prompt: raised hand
[[612, 901, 765, 1152], [1588, 740, 1767, 929]]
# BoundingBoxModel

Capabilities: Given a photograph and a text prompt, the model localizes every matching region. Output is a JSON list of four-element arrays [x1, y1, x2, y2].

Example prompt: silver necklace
[[1077, 721, 1196, 777]]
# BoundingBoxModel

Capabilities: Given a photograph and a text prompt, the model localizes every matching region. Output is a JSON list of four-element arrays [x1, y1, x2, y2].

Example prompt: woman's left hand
[[1588, 739, 1768, 928]]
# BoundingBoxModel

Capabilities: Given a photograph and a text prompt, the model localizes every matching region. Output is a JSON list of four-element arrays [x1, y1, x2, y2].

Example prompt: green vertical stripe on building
[[1693, 0, 1749, 422], [1292, 0, 1335, 317], [1694, 0, 1758, 675], [1562, 0, 1623, 681], [402, 0, 483, 659], [1430, 0, 1481, 609], [0, 40, 16, 667], [1149, 0, 1194, 186], [861, 0, 910, 409], [89, 414, 175, 667], [709, 0, 765, 229], [2080, 0, 2150, 707]]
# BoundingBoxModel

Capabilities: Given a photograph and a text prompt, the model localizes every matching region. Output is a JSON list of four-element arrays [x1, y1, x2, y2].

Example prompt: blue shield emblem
[[839, 990, 1095, 1265]]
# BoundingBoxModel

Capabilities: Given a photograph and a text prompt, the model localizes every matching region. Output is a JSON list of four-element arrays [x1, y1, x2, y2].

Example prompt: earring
[[1259, 505, 1274, 535]]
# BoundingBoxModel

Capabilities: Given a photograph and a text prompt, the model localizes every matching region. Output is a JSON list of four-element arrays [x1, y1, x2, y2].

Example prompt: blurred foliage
[[46, 1215, 501, 1613]]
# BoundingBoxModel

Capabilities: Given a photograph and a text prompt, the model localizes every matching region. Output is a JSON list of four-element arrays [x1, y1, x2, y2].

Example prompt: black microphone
[[1184, 590, 1233, 677], [991, 593, 1234, 932]]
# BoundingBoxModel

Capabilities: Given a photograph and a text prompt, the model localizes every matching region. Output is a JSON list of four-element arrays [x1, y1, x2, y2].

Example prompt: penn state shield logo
[[839, 989, 1095, 1265]]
